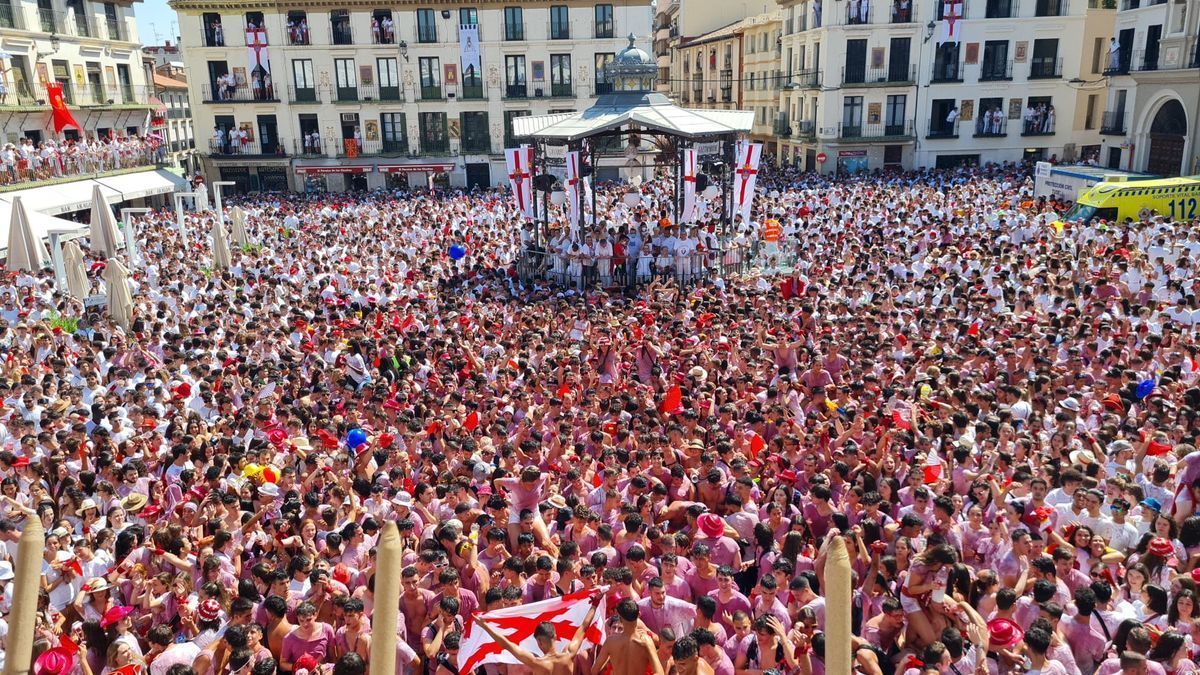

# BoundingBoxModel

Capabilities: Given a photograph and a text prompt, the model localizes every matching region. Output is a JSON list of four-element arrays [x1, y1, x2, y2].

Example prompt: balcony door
[[334, 58, 357, 101]]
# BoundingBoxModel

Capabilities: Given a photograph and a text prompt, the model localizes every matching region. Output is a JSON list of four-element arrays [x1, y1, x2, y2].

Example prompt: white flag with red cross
[[682, 148, 699, 223], [504, 146, 534, 221], [457, 588, 607, 673], [565, 150, 583, 236], [732, 141, 763, 224], [940, 1, 963, 44]]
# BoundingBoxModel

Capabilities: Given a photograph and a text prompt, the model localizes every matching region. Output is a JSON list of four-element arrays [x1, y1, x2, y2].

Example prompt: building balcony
[[973, 116, 1008, 137], [1029, 57, 1063, 79], [842, 65, 916, 86], [839, 120, 914, 140], [926, 121, 959, 139], [550, 83, 574, 98], [1020, 119, 1056, 136], [419, 85, 444, 101], [791, 70, 822, 88], [48, 83, 152, 107], [330, 83, 405, 103], [1132, 48, 1160, 71], [796, 120, 816, 138], [773, 116, 791, 137], [504, 84, 529, 99], [288, 85, 322, 104], [931, 61, 965, 83], [208, 139, 288, 158], [331, 24, 354, 45], [0, 2, 25, 29], [1100, 110, 1127, 134], [202, 83, 279, 103], [459, 81, 486, 100], [979, 61, 1014, 81], [505, 22, 526, 41]]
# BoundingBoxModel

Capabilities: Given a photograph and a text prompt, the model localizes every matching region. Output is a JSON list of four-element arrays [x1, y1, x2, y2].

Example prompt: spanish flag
[[47, 82, 80, 133]]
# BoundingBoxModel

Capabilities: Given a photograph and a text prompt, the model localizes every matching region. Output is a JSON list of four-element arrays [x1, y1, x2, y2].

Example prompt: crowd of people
[[2, 159, 1200, 675], [0, 134, 164, 186]]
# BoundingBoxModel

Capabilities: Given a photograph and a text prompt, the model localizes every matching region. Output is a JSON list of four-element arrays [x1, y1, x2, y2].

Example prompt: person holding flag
[[472, 590, 603, 675]]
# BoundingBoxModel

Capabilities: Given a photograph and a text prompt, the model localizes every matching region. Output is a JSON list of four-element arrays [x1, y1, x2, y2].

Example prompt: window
[[980, 41, 1010, 80], [1023, 96, 1055, 134], [378, 58, 400, 100], [929, 98, 957, 136], [503, 110, 530, 148], [976, 97, 1005, 135], [245, 11, 264, 31], [551, 5, 570, 39], [372, 10, 395, 44], [595, 52, 615, 94], [331, 10, 352, 44], [334, 58, 357, 101], [986, 0, 1016, 17], [885, 94, 906, 135], [933, 43, 961, 81], [504, 7, 524, 40], [462, 54, 483, 98], [417, 8, 437, 43], [1085, 94, 1097, 129], [889, 37, 911, 81], [1091, 37, 1103, 74], [595, 4, 613, 38], [286, 11, 309, 45], [1030, 39, 1060, 78], [419, 112, 448, 153], [505, 55, 527, 97], [419, 57, 441, 99], [202, 13, 224, 47], [381, 112, 407, 153], [459, 7, 478, 25], [103, 2, 122, 40], [550, 54, 572, 96], [844, 39, 867, 83], [461, 111, 490, 153], [842, 96, 863, 137], [291, 59, 315, 102], [1035, 0, 1065, 16]]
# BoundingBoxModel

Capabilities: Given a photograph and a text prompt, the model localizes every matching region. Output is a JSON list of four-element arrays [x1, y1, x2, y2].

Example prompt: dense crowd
[[2, 160, 1200, 675], [0, 135, 164, 186]]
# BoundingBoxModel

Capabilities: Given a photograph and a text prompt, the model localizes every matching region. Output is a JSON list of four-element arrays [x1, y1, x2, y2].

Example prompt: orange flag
[[659, 385, 682, 414]]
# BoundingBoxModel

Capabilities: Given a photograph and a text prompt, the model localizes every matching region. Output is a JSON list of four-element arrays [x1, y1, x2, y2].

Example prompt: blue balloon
[[347, 428, 368, 449], [449, 244, 467, 261], [1135, 379, 1156, 400]]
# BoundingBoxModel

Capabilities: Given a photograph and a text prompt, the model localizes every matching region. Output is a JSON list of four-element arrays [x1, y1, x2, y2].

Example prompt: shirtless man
[[672, 635, 715, 675], [475, 594, 602, 675], [400, 566, 436, 655], [595, 599, 666, 675]]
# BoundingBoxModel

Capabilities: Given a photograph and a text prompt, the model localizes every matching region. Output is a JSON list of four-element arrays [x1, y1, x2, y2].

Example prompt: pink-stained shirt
[[1061, 618, 1108, 673]]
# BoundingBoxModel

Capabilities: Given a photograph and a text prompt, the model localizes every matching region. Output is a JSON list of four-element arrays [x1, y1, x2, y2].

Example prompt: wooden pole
[[4, 518, 45, 675], [368, 522, 402, 675], [825, 536, 853, 675]]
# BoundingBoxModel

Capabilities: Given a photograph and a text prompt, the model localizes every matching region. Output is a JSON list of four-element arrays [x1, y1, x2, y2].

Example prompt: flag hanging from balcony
[[565, 150, 583, 236], [681, 148, 699, 223], [247, 28, 271, 74], [47, 82, 81, 133], [940, 1, 963, 44], [460, 25, 481, 81], [457, 588, 606, 673], [504, 146, 534, 221], [732, 141, 763, 224]]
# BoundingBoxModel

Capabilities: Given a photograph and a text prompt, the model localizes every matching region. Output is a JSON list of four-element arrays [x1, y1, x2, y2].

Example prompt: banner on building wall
[[247, 28, 270, 73], [459, 25, 481, 81], [940, 1, 963, 44]]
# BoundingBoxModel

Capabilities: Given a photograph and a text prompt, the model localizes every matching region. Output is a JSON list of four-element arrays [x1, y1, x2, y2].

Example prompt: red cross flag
[[246, 28, 271, 74], [732, 141, 763, 224], [681, 148, 699, 223], [940, 1, 963, 44], [458, 588, 607, 673], [565, 150, 583, 236], [504, 146, 534, 221]]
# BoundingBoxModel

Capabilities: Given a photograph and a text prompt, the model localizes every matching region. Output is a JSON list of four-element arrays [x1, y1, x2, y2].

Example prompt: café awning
[[294, 166, 374, 175], [378, 164, 454, 174]]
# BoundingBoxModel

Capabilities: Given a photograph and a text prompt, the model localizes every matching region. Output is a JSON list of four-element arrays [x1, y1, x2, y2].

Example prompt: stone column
[[824, 535, 853, 675], [4, 518, 45, 675], [368, 522, 402, 675]]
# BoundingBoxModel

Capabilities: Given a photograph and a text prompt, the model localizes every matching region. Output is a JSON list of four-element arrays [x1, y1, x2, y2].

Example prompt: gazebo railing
[[516, 241, 791, 292]]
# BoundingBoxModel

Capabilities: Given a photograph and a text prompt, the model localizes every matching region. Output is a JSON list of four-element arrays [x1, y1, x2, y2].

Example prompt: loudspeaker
[[580, 163, 594, 177], [533, 174, 556, 191], [696, 173, 710, 192]]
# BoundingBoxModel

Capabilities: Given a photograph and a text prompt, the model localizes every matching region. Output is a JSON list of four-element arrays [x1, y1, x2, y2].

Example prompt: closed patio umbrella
[[63, 240, 90, 299], [88, 185, 122, 258], [211, 219, 232, 270], [5, 196, 49, 272], [102, 257, 134, 329], [229, 206, 250, 246]]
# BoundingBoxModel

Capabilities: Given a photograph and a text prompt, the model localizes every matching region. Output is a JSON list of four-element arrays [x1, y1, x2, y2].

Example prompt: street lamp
[[398, 40, 409, 61], [173, 192, 199, 247], [212, 180, 236, 223], [120, 207, 151, 268]]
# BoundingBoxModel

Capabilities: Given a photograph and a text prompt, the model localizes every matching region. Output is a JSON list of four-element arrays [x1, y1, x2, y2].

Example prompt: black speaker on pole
[[695, 173, 710, 192], [533, 174, 556, 192]]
